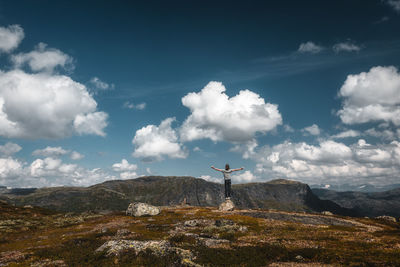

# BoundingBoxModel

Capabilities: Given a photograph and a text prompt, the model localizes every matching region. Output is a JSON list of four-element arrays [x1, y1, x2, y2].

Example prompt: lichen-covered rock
[[96, 240, 170, 256], [31, 259, 67, 267], [376, 215, 397, 222], [0, 250, 28, 266], [96, 239, 200, 266], [184, 219, 214, 227], [219, 199, 235, 211], [198, 237, 230, 247], [115, 228, 131, 237], [126, 202, 160, 217], [215, 219, 234, 227]]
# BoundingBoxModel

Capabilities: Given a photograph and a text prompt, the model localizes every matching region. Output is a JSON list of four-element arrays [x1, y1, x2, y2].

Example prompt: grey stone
[[116, 229, 131, 237], [96, 240, 170, 256], [198, 237, 230, 247], [126, 202, 160, 217], [219, 199, 235, 211]]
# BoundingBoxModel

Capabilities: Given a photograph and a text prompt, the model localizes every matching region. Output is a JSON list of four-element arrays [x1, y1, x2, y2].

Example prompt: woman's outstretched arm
[[211, 166, 223, 172], [231, 167, 244, 172]]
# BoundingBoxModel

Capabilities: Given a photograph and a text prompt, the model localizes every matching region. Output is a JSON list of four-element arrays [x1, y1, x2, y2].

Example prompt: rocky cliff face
[[1, 176, 350, 215], [313, 187, 400, 217]]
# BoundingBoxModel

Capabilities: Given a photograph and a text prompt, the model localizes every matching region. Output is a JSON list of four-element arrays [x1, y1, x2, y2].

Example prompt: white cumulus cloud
[[112, 159, 138, 172], [0, 69, 108, 139], [0, 154, 119, 188], [338, 66, 400, 126], [0, 157, 23, 180], [302, 124, 321, 135], [250, 139, 400, 186], [180, 81, 282, 143], [0, 142, 22, 157], [132, 118, 187, 162], [112, 159, 138, 180], [12, 42, 73, 73], [0, 25, 24, 53], [231, 170, 256, 183], [297, 41, 323, 54]]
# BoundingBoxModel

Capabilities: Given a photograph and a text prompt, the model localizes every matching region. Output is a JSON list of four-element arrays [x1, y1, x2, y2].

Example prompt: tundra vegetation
[[0, 200, 399, 266]]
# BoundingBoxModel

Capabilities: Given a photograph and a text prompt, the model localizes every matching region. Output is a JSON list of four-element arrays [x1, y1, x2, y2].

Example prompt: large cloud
[[0, 70, 107, 138], [0, 25, 24, 53], [0, 157, 23, 181], [251, 139, 400, 186], [132, 118, 187, 161], [180, 81, 282, 142], [338, 66, 400, 125], [0, 154, 118, 188], [12, 43, 73, 73]]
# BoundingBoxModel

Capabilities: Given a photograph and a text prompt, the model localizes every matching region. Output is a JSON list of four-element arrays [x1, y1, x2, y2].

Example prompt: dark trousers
[[224, 179, 231, 198]]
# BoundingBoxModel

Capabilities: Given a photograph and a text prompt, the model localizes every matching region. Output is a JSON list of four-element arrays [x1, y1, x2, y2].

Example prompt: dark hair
[[225, 164, 230, 170]]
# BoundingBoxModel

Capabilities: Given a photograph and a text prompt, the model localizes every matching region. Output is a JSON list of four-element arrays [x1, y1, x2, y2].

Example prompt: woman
[[211, 164, 244, 200]]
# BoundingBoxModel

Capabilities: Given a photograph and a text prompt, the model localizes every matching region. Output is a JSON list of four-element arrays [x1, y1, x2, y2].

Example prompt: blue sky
[[0, 0, 400, 188]]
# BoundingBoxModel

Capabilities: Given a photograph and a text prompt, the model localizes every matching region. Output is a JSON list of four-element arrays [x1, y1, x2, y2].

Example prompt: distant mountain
[[0, 176, 351, 215], [312, 188, 400, 217], [310, 183, 400, 192]]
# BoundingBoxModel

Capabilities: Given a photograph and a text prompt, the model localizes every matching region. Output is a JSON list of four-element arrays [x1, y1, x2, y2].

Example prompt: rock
[[0, 250, 27, 266], [184, 219, 214, 227], [322, 211, 333, 216], [198, 237, 230, 247], [376, 215, 397, 222], [96, 239, 171, 256], [295, 255, 304, 261], [116, 229, 131, 237], [215, 219, 234, 227], [126, 202, 160, 217], [219, 199, 235, 211], [31, 259, 67, 267], [96, 239, 199, 266]]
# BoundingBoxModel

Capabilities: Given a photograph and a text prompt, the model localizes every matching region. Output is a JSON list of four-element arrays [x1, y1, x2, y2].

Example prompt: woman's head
[[225, 163, 230, 170]]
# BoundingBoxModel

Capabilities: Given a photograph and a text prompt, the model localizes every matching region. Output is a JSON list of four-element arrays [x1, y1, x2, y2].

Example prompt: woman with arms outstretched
[[211, 164, 244, 200]]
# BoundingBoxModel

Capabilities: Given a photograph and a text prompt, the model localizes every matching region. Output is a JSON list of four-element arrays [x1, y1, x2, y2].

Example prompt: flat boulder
[[219, 199, 235, 211], [126, 202, 160, 217]]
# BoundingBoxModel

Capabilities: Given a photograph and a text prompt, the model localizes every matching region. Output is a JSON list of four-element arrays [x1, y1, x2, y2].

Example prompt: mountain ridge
[[0, 176, 353, 216]]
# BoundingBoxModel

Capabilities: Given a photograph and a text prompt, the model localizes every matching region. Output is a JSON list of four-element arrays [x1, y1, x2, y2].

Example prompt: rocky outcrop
[[219, 199, 235, 211], [96, 240, 171, 256], [96, 240, 199, 266], [126, 202, 160, 217]]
